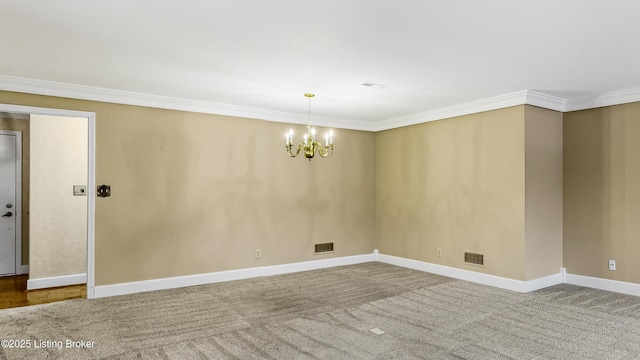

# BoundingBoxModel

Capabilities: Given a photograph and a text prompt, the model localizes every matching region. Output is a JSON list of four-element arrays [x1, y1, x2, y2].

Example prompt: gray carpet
[[1, 262, 640, 359]]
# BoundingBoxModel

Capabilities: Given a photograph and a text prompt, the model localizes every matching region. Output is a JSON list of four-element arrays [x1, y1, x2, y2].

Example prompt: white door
[[0, 133, 17, 276]]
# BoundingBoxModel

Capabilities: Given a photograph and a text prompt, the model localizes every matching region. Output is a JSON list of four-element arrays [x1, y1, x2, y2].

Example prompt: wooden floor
[[0, 274, 86, 310]]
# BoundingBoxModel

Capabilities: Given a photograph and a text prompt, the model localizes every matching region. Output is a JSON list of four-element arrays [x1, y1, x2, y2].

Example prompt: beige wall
[[524, 106, 563, 280], [377, 106, 527, 280], [29, 114, 88, 279], [564, 102, 640, 284], [0, 114, 29, 265], [376, 105, 564, 281], [0, 91, 377, 286], [8, 87, 638, 288]]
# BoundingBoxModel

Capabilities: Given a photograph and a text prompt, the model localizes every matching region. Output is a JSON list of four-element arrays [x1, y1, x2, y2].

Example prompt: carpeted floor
[[1, 262, 640, 359]]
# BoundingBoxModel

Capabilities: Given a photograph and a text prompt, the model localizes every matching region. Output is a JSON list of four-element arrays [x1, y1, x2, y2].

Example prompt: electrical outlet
[[437, 248, 442, 257], [608, 259, 616, 271], [73, 185, 87, 196], [255, 249, 262, 259]]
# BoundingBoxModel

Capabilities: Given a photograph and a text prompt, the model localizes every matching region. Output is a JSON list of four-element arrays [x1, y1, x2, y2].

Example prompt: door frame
[[0, 104, 96, 299], [0, 130, 25, 275]]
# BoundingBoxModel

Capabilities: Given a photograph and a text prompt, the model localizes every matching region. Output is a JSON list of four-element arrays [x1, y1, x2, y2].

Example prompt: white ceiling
[[2, 1, 640, 131]]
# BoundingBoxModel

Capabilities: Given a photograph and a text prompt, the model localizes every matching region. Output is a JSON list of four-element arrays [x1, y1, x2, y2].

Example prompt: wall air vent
[[464, 252, 484, 266], [315, 242, 334, 254]]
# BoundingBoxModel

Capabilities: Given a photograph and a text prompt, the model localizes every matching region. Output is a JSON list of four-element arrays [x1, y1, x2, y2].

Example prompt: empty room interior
[[2, 1, 640, 359]]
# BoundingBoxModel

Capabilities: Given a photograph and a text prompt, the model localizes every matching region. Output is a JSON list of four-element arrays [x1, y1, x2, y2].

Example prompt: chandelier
[[285, 93, 334, 160]]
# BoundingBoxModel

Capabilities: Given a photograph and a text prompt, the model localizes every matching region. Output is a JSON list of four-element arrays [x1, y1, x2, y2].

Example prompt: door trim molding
[[0, 130, 23, 275], [0, 104, 96, 298]]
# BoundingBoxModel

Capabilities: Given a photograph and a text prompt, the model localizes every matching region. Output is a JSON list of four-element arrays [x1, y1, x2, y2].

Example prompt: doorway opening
[[0, 104, 95, 309]]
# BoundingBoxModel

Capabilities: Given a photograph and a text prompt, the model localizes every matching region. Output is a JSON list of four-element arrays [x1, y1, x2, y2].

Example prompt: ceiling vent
[[362, 82, 387, 90]]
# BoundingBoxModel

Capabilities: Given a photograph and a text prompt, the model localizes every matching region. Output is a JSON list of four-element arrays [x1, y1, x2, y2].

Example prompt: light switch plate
[[73, 185, 87, 196]]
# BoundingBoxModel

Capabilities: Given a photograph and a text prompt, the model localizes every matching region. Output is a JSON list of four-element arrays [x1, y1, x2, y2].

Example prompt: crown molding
[[0, 75, 376, 131], [524, 91, 566, 112], [372, 90, 570, 132], [3, 74, 640, 132], [373, 91, 531, 131], [564, 86, 640, 112]]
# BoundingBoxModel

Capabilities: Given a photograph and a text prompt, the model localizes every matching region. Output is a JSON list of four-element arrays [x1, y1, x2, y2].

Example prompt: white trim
[[374, 91, 530, 131], [0, 75, 375, 132], [259, 253, 375, 277], [522, 271, 565, 293], [525, 91, 567, 112], [565, 273, 640, 297], [5, 75, 640, 132], [1, 103, 98, 119], [0, 104, 96, 299], [13, 132, 23, 275], [564, 87, 640, 112], [377, 253, 563, 293], [27, 273, 87, 290], [93, 253, 375, 298], [86, 112, 96, 299], [84, 250, 640, 299]]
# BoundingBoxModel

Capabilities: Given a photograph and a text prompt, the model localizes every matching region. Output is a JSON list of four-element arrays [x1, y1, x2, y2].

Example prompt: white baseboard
[[93, 253, 375, 299], [565, 273, 640, 297], [377, 253, 563, 293], [378, 253, 640, 296], [89, 250, 640, 300], [27, 273, 87, 290], [524, 269, 566, 293]]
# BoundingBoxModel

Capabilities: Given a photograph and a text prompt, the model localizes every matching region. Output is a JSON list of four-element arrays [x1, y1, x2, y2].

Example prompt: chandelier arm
[[286, 144, 303, 157], [317, 144, 334, 158]]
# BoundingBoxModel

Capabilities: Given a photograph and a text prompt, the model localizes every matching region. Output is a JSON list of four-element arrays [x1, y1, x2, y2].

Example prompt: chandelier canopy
[[285, 93, 334, 160]]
